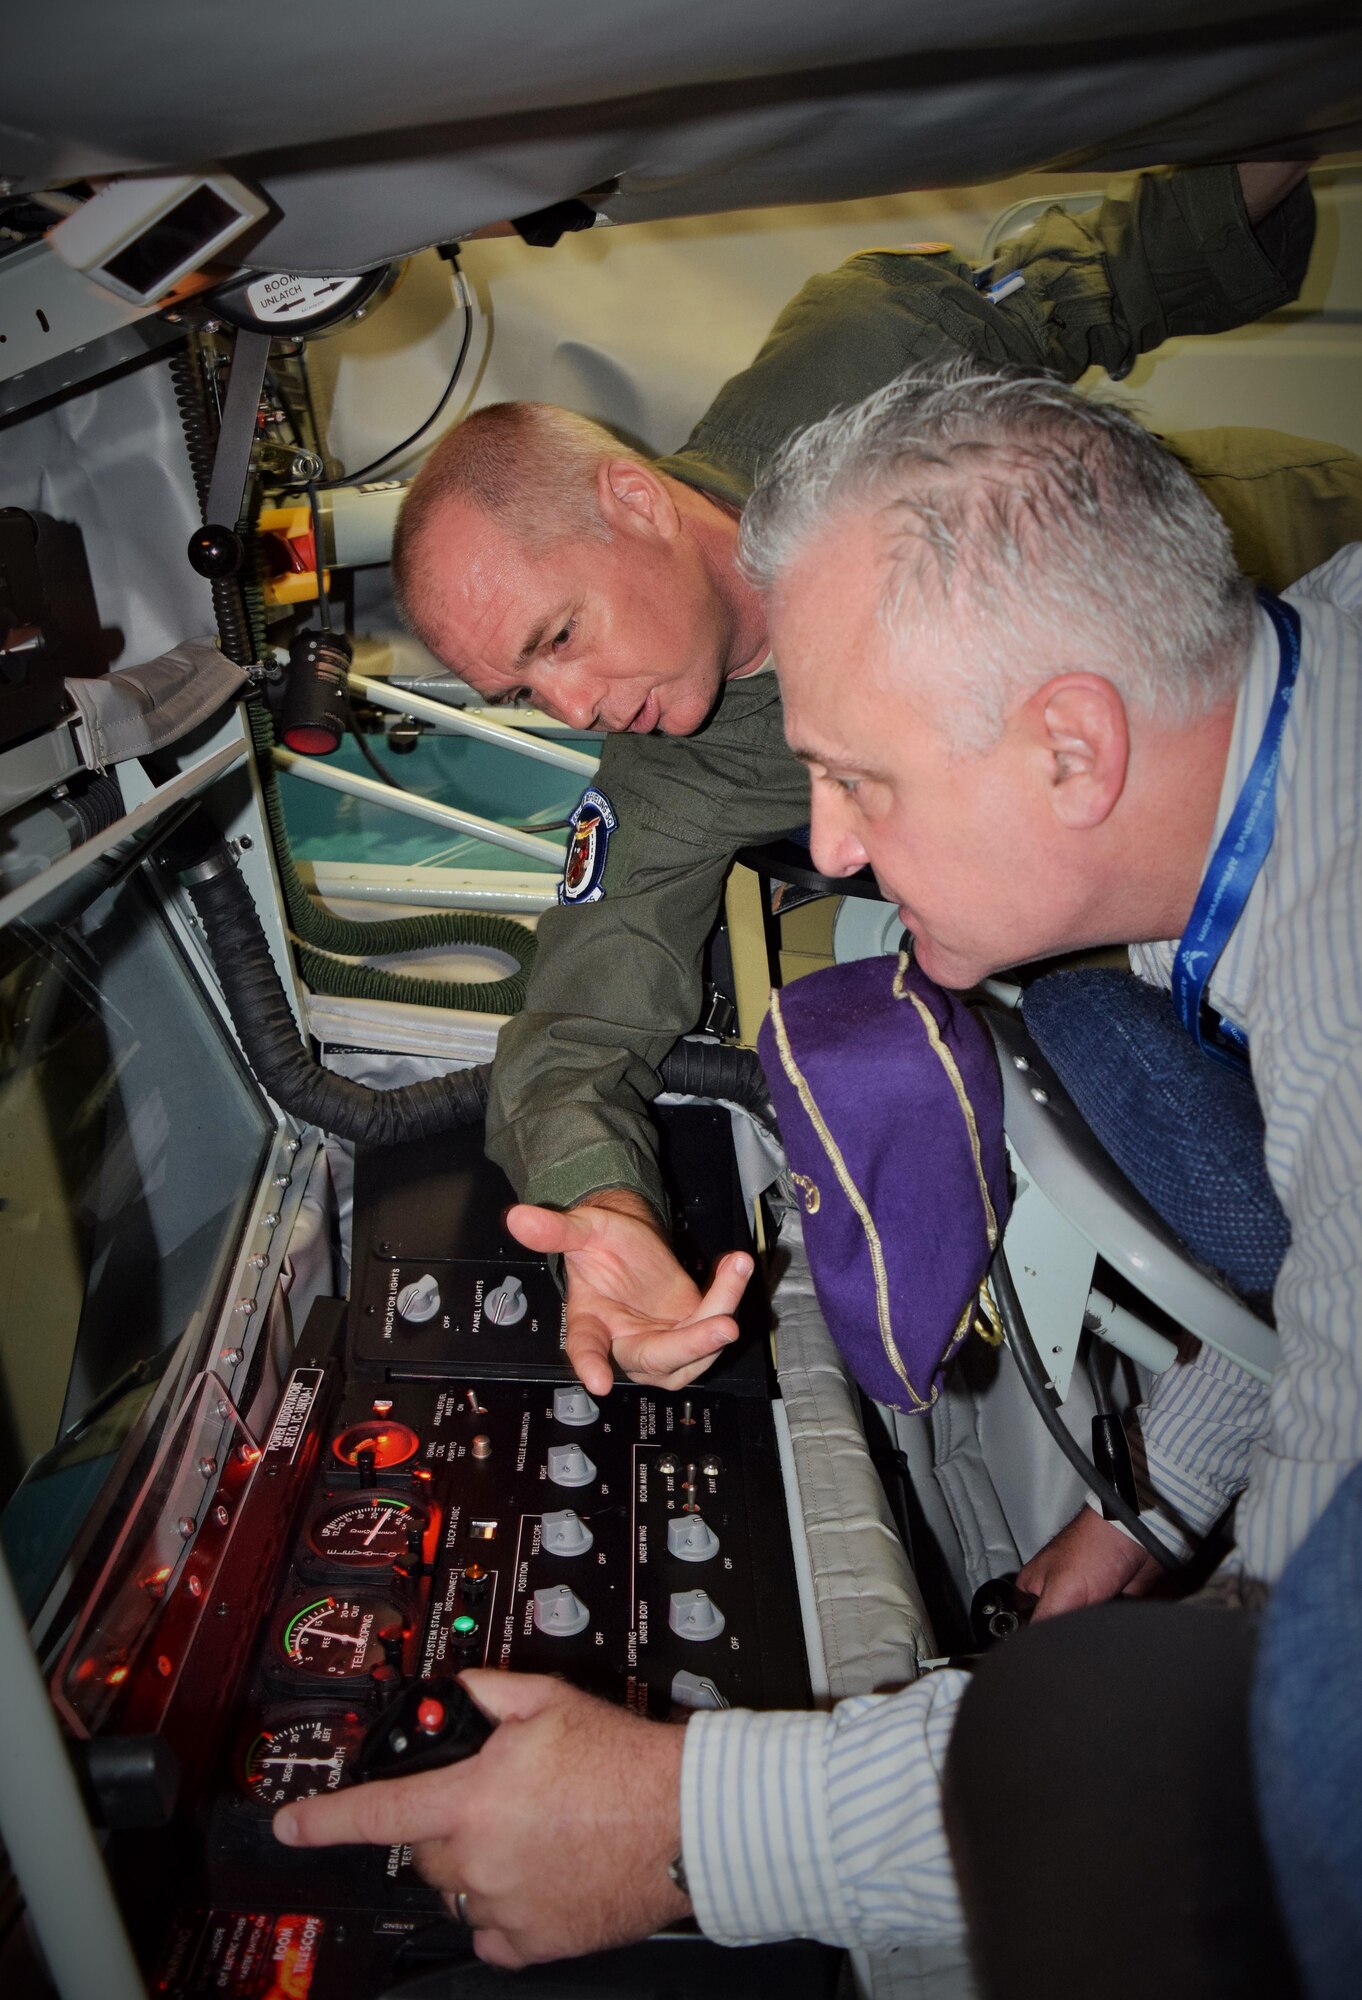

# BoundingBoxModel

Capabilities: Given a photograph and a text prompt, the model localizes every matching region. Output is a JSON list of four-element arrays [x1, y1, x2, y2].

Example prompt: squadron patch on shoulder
[[558, 787, 617, 906]]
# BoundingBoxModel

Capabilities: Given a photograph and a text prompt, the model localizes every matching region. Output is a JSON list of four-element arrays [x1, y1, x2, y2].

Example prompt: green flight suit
[[486, 163, 1361, 1223]]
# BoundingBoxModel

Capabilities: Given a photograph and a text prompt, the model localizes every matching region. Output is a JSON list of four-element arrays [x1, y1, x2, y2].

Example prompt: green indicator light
[[452, 1615, 477, 1635]]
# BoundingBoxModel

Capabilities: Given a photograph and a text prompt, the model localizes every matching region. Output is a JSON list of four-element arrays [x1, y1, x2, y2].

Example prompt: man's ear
[[1034, 674, 1130, 830], [597, 458, 679, 540]]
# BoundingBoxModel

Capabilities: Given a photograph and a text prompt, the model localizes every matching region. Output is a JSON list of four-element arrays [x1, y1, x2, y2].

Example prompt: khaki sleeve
[[1167, 429, 1362, 593], [484, 676, 810, 1218], [677, 165, 1315, 495], [986, 162, 1315, 382]]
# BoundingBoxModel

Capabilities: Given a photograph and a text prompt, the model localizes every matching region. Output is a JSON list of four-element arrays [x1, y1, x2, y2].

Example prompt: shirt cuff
[[681, 1680, 969, 1952]]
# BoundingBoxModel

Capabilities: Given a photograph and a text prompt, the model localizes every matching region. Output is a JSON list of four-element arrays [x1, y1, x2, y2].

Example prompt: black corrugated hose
[[173, 827, 773, 1146]]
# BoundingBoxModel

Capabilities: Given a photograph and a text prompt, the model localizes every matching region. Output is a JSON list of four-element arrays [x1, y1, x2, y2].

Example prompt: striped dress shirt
[[682, 544, 1362, 1951], [1128, 544, 1362, 1584]]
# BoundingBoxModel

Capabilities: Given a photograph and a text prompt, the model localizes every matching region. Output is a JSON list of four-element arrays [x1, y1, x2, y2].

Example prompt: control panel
[[106, 1112, 837, 1999]]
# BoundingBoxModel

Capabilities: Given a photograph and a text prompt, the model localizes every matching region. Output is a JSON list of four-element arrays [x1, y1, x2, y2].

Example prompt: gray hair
[[740, 358, 1256, 748], [392, 402, 634, 658]]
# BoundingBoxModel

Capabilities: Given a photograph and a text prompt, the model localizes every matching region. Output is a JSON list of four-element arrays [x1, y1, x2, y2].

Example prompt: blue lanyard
[[1171, 590, 1301, 1070]]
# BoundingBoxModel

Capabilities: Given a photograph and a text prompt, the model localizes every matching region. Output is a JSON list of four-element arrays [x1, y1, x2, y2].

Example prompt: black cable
[[989, 1248, 1181, 1572], [167, 820, 774, 1145], [317, 265, 475, 489], [342, 687, 417, 795], [306, 482, 331, 632]]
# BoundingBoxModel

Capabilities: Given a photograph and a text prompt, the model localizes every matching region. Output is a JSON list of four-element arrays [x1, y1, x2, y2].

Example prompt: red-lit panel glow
[[330, 1420, 420, 1470]]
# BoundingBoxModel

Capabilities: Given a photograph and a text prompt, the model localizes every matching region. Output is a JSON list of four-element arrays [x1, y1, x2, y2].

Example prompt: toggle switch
[[670, 1670, 728, 1713], [541, 1510, 594, 1557], [533, 1585, 589, 1638], [667, 1514, 719, 1563], [552, 1385, 599, 1427], [546, 1444, 595, 1489], [460, 1562, 490, 1600], [396, 1274, 442, 1324], [484, 1276, 527, 1326], [669, 1589, 725, 1643]]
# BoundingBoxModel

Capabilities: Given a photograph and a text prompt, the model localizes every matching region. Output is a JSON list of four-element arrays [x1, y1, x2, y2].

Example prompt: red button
[[417, 1698, 446, 1735]]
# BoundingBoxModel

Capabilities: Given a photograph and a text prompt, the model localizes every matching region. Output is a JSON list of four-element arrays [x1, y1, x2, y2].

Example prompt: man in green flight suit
[[391, 160, 1360, 1395]]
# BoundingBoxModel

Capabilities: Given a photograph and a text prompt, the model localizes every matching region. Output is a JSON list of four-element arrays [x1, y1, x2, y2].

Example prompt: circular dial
[[331, 1419, 420, 1472], [239, 1710, 365, 1809], [275, 1593, 403, 1682], [307, 1493, 429, 1571]]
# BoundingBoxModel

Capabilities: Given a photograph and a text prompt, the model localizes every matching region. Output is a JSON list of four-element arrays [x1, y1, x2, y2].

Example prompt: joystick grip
[[354, 1677, 495, 1782]]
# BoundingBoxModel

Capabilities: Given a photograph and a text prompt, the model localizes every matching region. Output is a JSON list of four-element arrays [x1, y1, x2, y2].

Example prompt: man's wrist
[[574, 1187, 669, 1236]]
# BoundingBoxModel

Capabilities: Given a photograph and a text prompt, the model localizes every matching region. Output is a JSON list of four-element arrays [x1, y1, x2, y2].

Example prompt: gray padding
[[66, 639, 247, 769], [4, 7, 1358, 263], [926, 1377, 1022, 1602], [771, 1209, 934, 1693]]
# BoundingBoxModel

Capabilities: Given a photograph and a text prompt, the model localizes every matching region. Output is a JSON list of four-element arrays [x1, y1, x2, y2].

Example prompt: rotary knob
[[671, 1670, 728, 1712], [667, 1514, 719, 1563], [484, 1276, 527, 1326], [552, 1385, 599, 1426], [546, 1444, 596, 1489], [396, 1274, 442, 1324], [532, 1585, 589, 1638], [541, 1510, 594, 1557], [669, 1589, 725, 1643]]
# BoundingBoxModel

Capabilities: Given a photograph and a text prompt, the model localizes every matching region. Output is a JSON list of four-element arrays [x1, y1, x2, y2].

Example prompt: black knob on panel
[[186, 524, 245, 579]]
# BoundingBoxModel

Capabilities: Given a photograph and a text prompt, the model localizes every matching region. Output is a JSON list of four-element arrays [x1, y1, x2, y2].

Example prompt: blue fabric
[[1251, 1463, 1362, 1999], [1022, 969, 1289, 1309]]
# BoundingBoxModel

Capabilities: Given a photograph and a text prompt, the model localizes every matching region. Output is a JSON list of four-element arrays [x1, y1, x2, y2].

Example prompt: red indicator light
[[373, 1399, 394, 1415], [157, 1654, 174, 1678], [413, 1468, 433, 1485], [107, 1666, 129, 1688], [331, 1420, 420, 1471], [417, 1698, 446, 1735], [237, 1444, 262, 1467]]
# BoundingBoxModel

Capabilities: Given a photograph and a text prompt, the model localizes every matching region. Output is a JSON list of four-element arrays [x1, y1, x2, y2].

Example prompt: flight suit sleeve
[[985, 160, 1315, 381], [485, 676, 810, 1219], [676, 164, 1314, 506]]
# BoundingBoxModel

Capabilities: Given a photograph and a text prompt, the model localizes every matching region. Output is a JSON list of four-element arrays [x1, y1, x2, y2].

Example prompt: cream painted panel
[[315, 166, 1362, 488]]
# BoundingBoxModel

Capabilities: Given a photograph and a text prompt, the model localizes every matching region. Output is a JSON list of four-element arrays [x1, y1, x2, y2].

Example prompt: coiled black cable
[[172, 825, 771, 1146], [170, 342, 258, 668]]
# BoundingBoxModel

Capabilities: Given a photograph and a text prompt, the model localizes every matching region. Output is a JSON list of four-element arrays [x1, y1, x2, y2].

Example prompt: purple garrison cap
[[758, 952, 1011, 1413]]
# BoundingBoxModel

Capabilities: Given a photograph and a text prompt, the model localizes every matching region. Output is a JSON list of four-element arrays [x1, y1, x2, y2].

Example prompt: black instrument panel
[[123, 1113, 838, 1999]]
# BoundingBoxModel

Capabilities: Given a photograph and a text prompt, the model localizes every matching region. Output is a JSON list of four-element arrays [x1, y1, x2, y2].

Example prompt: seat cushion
[[1021, 969, 1289, 1310]]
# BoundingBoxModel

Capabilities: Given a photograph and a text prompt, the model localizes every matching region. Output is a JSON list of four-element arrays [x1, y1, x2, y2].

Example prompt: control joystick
[[354, 1677, 495, 1782]]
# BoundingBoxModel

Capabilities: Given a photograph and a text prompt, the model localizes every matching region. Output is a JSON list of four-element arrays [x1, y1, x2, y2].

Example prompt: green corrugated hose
[[247, 698, 539, 1014]]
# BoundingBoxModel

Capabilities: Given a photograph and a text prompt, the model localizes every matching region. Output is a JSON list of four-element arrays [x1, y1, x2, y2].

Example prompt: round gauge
[[274, 1593, 404, 1683], [307, 1493, 429, 1571], [331, 1419, 420, 1473], [239, 1709, 366, 1810]]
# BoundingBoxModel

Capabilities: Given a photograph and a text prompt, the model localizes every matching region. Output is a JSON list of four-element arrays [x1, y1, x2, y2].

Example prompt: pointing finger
[[275, 1761, 469, 1851]]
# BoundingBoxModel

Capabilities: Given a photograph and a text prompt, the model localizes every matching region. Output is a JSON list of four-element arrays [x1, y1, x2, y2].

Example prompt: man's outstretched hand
[[505, 1189, 753, 1397], [1017, 1506, 1166, 1621]]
